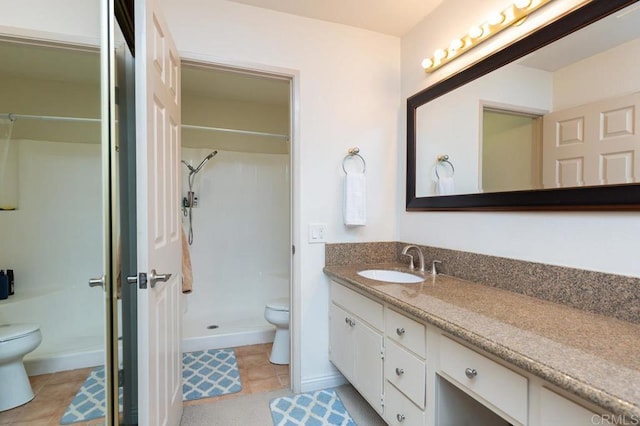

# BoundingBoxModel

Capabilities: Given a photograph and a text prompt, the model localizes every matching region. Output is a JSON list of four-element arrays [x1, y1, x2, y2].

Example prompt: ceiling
[[225, 0, 444, 36]]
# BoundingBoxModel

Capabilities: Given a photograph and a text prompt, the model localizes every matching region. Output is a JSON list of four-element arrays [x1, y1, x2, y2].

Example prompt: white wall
[[400, 0, 640, 278], [181, 148, 289, 332], [160, 0, 400, 386], [0, 139, 104, 358]]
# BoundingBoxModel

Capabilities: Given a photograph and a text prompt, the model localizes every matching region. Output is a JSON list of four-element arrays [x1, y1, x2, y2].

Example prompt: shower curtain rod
[[0, 113, 100, 123], [1, 114, 289, 141], [182, 123, 289, 140]]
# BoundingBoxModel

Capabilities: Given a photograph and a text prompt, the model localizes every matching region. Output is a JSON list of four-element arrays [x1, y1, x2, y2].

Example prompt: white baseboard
[[25, 349, 104, 376], [300, 372, 347, 393]]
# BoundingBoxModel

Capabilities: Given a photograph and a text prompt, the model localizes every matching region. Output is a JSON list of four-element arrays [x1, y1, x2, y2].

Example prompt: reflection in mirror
[[414, 1, 640, 198], [0, 30, 107, 422]]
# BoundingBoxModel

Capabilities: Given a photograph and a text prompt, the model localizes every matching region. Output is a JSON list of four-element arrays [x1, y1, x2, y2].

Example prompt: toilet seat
[[0, 324, 40, 343], [266, 298, 289, 312]]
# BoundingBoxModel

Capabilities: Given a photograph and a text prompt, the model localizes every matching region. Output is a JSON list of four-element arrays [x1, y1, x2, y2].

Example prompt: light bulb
[[488, 12, 505, 26], [449, 39, 463, 52], [469, 26, 483, 39], [433, 48, 447, 60], [514, 0, 531, 9], [421, 58, 433, 69]]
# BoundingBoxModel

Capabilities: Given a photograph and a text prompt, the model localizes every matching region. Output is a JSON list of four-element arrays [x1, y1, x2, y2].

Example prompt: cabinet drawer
[[331, 281, 383, 331], [385, 338, 426, 409], [540, 388, 609, 426], [384, 381, 425, 426], [385, 307, 426, 357], [439, 336, 527, 425]]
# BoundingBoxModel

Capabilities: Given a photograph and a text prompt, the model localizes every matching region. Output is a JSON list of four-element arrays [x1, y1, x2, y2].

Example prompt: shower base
[[182, 315, 275, 353]]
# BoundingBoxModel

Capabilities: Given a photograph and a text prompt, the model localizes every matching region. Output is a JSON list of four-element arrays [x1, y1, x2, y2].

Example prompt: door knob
[[88, 275, 105, 288], [127, 275, 138, 285], [465, 367, 478, 379], [149, 269, 172, 288]]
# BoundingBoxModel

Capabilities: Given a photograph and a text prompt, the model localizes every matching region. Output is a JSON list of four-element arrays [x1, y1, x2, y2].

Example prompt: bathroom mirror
[[407, 0, 640, 210]]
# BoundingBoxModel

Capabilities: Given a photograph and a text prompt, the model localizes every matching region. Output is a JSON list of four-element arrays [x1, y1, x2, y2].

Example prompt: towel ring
[[342, 147, 366, 174], [435, 155, 454, 179]]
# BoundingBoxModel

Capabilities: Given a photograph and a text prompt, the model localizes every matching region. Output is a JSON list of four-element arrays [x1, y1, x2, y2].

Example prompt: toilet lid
[[0, 323, 40, 342], [266, 298, 289, 312]]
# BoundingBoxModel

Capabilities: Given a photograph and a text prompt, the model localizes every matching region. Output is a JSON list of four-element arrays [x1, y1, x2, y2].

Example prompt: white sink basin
[[357, 269, 424, 283]]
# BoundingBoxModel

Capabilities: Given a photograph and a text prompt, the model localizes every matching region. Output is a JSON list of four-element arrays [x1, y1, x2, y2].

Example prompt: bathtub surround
[[0, 139, 104, 374], [325, 242, 640, 324], [180, 148, 290, 350]]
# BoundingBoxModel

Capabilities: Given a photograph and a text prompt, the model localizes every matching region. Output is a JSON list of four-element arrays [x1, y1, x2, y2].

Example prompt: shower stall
[[179, 64, 292, 353]]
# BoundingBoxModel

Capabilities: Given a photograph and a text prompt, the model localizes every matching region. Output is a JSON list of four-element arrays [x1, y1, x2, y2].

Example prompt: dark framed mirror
[[407, 0, 640, 211]]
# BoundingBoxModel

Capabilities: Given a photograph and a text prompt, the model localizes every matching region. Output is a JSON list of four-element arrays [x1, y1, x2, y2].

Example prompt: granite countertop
[[323, 263, 640, 419]]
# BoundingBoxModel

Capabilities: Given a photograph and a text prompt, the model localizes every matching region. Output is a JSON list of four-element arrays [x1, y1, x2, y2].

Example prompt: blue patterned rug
[[270, 389, 356, 426], [60, 348, 242, 424]]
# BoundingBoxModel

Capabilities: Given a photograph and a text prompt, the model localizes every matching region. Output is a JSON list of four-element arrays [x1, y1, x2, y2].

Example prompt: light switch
[[309, 223, 327, 243]]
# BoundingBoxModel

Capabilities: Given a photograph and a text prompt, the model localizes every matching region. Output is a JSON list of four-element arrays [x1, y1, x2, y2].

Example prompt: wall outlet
[[308, 223, 328, 243]]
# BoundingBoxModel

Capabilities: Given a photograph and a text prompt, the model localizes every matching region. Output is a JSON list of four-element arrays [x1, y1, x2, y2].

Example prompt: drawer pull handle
[[396, 413, 406, 422], [344, 317, 355, 327], [396, 327, 406, 336], [465, 367, 478, 379], [395, 367, 405, 376]]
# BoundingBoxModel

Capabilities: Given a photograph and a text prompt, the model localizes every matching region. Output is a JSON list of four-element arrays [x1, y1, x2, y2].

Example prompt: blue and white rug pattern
[[182, 348, 242, 401], [61, 348, 242, 424], [270, 389, 356, 426], [59, 366, 123, 424]]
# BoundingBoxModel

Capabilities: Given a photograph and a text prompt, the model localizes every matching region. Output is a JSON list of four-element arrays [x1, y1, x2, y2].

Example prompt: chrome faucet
[[401, 245, 425, 272]]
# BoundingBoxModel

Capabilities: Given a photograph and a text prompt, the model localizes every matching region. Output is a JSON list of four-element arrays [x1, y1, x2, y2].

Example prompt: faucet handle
[[431, 260, 442, 275], [402, 253, 415, 269]]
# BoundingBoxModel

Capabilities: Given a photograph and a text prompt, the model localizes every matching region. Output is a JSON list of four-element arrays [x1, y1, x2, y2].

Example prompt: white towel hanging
[[343, 172, 366, 226]]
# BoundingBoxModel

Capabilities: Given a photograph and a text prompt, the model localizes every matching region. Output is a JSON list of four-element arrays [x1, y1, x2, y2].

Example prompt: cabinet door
[[330, 303, 355, 380], [353, 318, 384, 414]]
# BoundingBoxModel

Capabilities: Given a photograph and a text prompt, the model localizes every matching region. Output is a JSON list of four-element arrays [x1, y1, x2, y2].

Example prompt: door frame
[[181, 53, 301, 392], [478, 100, 547, 193]]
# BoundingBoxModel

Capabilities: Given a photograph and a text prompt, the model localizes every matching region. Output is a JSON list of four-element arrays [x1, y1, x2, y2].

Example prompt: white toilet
[[0, 323, 42, 411], [264, 297, 290, 365]]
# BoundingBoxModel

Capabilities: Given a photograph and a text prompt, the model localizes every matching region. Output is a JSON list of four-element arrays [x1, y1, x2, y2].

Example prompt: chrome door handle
[[88, 275, 105, 288], [396, 327, 405, 336], [465, 367, 478, 379], [127, 275, 138, 285], [149, 269, 172, 288], [396, 413, 406, 422], [395, 367, 405, 376]]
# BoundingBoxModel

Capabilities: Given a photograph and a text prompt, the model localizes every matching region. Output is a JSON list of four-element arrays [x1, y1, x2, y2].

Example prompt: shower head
[[193, 150, 218, 174]]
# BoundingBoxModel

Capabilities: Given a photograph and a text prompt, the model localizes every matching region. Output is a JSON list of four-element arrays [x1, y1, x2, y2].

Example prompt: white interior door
[[543, 92, 640, 188], [135, 0, 182, 424]]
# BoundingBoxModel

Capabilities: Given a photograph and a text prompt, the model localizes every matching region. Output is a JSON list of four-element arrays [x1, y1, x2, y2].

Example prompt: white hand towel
[[343, 172, 366, 226], [437, 177, 455, 195]]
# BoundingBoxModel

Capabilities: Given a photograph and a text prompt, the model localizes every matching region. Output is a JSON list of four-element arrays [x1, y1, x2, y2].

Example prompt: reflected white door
[[543, 93, 640, 188], [135, 0, 182, 424]]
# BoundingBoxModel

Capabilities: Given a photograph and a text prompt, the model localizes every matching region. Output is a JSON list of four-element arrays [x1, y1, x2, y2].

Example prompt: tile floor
[[0, 342, 288, 425]]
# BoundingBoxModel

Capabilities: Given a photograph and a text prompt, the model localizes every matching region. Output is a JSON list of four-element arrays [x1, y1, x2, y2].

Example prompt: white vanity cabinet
[[438, 336, 528, 425], [329, 282, 384, 414], [538, 388, 611, 426], [328, 279, 613, 426], [384, 307, 427, 426]]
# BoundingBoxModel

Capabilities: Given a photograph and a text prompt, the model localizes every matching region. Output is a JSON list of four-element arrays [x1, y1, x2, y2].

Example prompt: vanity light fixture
[[422, 0, 552, 73]]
